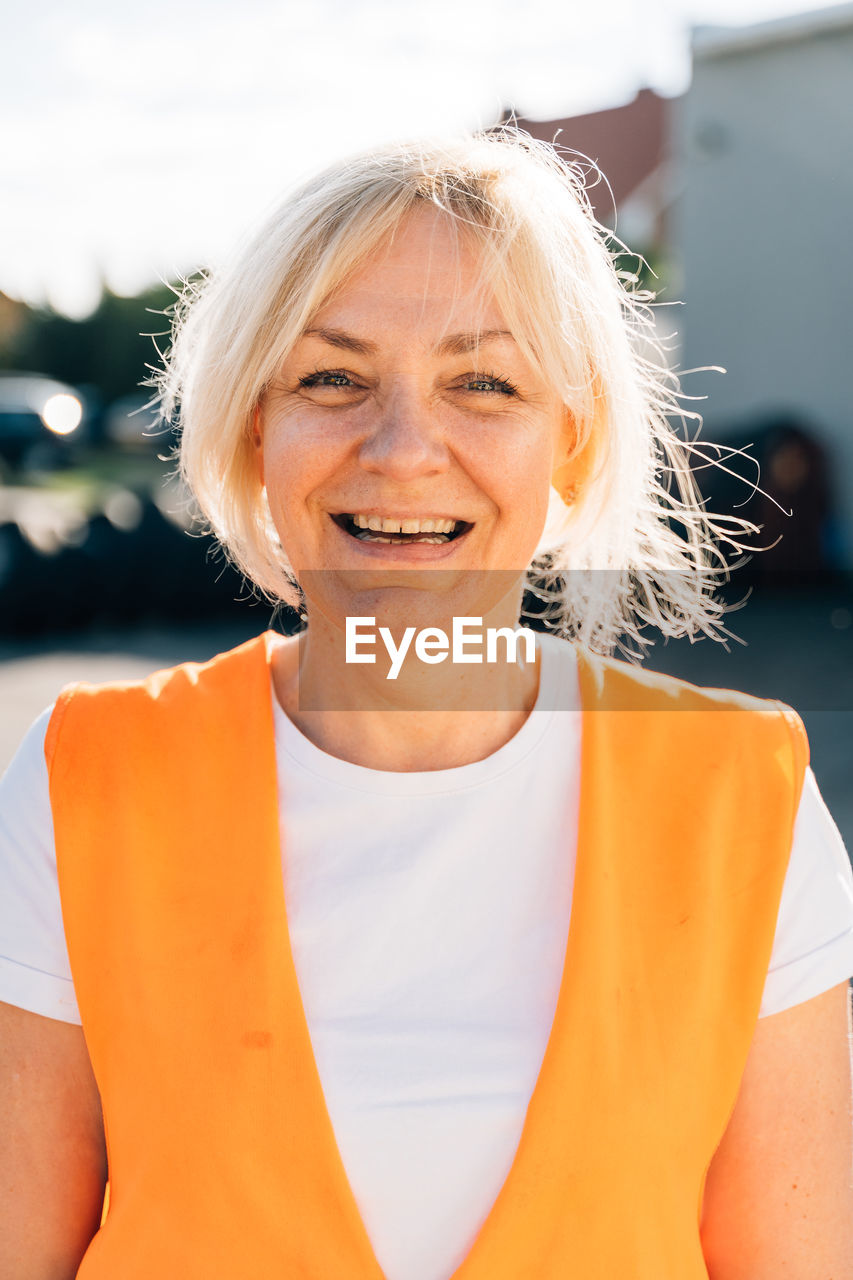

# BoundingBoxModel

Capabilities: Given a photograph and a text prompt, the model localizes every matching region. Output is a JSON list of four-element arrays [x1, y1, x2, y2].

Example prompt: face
[[257, 204, 570, 633]]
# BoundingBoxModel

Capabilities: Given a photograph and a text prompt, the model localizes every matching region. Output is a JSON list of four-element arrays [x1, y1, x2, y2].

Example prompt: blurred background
[[1, 0, 851, 837]]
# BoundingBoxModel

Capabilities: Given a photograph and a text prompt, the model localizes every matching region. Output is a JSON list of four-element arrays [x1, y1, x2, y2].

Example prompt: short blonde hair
[[162, 130, 744, 654]]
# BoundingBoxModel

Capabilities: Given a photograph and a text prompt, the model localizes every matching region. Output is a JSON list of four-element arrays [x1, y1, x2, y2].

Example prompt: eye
[[460, 372, 519, 397], [294, 367, 368, 405], [298, 368, 358, 389]]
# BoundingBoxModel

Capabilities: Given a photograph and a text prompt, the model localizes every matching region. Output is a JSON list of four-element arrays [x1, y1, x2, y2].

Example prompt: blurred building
[[675, 4, 853, 567], [499, 89, 673, 251]]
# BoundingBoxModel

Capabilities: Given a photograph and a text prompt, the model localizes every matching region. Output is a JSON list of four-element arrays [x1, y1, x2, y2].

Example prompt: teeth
[[348, 514, 459, 535], [357, 532, 447, 544]]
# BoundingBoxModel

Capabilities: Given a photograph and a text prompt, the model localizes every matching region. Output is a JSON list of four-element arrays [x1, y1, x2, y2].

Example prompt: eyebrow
[[436, 329, 516, 355], [302, 327, 378, 356], [302, 326, 517, 357]]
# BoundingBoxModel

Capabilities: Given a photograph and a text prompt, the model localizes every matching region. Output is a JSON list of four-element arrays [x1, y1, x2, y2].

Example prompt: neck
[[271, 597, 541, 771]]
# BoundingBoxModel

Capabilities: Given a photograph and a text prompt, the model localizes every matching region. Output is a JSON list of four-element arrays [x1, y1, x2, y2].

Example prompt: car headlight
[[41, 393, 83, 436]]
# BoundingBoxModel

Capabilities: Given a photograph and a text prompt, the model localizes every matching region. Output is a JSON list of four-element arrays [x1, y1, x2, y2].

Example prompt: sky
[[2, 0, 849, 315]]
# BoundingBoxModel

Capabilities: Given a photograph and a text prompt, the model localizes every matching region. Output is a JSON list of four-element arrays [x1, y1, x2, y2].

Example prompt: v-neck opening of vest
[[259, 630, 598, 1280]]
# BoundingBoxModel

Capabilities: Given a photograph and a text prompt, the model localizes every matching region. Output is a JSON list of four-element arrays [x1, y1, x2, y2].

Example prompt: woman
[[2, 133, 853, 1279]]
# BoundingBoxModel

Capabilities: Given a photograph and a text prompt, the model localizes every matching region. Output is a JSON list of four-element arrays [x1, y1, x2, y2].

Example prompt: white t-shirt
[[1, 634, 853, 1280]]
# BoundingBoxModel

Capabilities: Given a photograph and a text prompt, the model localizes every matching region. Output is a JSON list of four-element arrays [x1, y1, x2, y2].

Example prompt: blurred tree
[[0, 281, 196, 405], [610, 244, 669, 298], [0, 292, 31, 356]]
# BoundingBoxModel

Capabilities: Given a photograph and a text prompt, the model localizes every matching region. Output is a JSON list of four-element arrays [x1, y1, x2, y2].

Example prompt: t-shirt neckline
[[271, 632, 579, 796]]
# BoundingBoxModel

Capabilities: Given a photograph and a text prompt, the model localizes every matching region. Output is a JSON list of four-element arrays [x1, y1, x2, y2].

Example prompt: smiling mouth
[[332, 513, 472, 545]]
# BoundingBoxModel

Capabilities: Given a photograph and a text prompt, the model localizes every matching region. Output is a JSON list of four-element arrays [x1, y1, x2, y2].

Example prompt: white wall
[[675, 15, 853, 562]]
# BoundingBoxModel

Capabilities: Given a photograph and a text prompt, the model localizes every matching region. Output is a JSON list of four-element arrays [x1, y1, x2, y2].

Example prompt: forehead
[[307, 205, 509, 342]]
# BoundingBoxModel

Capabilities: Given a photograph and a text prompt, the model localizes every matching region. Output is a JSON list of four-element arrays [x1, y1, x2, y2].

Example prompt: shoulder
[[1, 708, 55, 863], [45, 633, 274, 772], [578, 645, 792, 716], [576, 646, 809, 814], [0, 707, 82, 1022], [579, 646, 806, 738]]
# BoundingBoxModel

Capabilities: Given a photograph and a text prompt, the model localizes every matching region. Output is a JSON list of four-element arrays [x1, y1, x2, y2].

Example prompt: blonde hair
[[161, 130, 746, 655]]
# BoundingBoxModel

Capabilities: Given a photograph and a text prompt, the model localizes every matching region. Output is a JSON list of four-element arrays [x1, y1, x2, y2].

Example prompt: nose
[[357, 383, 450, 482]]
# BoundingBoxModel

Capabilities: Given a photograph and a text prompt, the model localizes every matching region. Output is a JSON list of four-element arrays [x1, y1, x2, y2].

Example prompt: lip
[[328, 512, 474, 562]]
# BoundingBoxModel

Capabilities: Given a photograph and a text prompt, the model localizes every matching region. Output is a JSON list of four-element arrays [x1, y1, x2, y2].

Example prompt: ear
[[252, 405, 264, 485], [552, 411, 588, 507], [551, 393, 605, 507]]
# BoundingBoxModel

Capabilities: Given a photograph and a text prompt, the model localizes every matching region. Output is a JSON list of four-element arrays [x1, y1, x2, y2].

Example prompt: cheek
[[492, 433, 557, 518], [493, 428, 561, 552], [261, 420, 324, 502], [259, 439, 313, 551]]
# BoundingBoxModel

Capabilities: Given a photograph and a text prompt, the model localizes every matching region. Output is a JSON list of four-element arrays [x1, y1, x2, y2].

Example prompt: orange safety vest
[[45, 632, 808, 1279]]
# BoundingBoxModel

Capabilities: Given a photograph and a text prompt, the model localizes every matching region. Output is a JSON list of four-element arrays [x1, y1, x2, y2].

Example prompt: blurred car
[[0, 372, 86, 472]]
